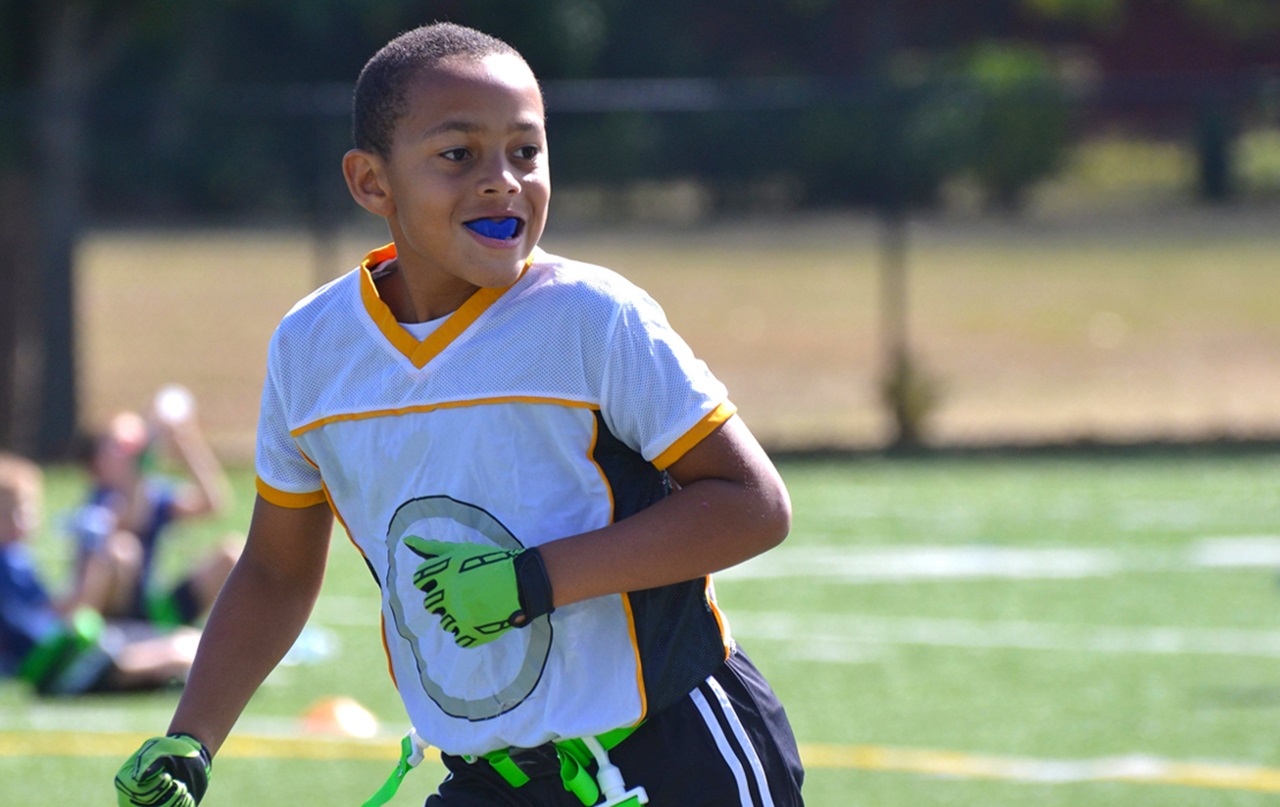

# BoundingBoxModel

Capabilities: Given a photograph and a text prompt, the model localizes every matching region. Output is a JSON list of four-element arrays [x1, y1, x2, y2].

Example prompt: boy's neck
[[374, 260, 479, 324]]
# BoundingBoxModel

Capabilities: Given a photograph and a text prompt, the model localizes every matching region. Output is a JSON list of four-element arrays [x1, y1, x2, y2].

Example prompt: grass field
[[4, 453, 1280, 805]]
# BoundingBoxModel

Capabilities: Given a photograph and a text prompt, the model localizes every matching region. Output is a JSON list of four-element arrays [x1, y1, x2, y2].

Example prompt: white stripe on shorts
[[690, 675, 776, 807], [707, 676, 776, 807]]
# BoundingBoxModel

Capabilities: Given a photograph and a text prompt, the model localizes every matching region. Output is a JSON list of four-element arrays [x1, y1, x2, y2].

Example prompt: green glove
[[405, 538, 554, 648], [115, 733, 211, 807]]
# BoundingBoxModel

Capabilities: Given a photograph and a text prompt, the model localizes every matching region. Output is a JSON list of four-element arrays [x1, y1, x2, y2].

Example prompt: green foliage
[[788, 42, 1073, 212], [0, 1, 1265, 220], [1025, 0, 1280, 35], [1022, 0, 1125, 26], [1174, 0, 1280, 38], [796, 95, 954, 209], [548, 111, 669, 185], [960, 43, 1072, 209]]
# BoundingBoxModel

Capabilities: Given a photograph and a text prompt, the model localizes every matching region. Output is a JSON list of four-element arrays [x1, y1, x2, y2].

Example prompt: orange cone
[[301, 695, 380, 738]]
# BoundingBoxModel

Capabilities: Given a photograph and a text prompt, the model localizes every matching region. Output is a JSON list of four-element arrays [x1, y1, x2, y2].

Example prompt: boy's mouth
[[464, 217, 522, 240]]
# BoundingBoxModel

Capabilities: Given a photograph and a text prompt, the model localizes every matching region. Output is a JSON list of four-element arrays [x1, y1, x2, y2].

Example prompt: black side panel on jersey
[[592, 411, 729, 716]]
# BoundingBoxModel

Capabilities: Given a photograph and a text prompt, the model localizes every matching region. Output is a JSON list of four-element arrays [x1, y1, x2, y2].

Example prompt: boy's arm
[[166, 494, 332, 753], [538, 414, 790, 607]]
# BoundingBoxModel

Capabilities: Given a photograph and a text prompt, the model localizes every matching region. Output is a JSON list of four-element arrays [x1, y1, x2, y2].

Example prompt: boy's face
[[0, 479, 40, 545], [92, 412, 149, 489], [376, 54, 549, 299]]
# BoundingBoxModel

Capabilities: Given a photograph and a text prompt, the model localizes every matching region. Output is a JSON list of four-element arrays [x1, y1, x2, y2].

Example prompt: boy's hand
[[115, 733, 211, 807], [405, 538, 554, 648]]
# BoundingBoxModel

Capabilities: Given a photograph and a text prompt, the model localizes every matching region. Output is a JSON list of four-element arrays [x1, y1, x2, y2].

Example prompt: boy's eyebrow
[[418, 118, 545, 140], [421, 120, 480, 139]]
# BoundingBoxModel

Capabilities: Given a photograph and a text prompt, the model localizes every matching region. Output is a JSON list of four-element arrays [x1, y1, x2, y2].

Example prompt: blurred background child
[[0, 452, 198, 695], [66, 385, 241, 628]]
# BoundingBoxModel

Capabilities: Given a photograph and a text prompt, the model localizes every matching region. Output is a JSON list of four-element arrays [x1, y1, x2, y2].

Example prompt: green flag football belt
[[363, 723, 650, 806], [16, 608, 105, 691]]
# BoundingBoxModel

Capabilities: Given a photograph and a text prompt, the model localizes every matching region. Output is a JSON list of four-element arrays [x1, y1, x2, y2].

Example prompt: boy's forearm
[[541, 472, 790, 608], [540, 416, 790, 607]]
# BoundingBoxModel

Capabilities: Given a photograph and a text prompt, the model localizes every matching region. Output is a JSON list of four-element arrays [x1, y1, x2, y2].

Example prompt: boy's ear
[[343, 148, 395, 217]]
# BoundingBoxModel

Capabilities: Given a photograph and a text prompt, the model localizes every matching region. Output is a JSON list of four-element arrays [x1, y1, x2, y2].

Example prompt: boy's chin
[[469, 258, 529, 288]]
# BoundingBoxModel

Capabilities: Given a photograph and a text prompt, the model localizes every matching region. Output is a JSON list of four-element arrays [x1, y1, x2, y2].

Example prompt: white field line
[[731, 611, 1280, 659], [310, 536, 1280, 662], [309, 536, 1280, 627], [719, 536, 1280, 583], [0, 701, 307, 737]]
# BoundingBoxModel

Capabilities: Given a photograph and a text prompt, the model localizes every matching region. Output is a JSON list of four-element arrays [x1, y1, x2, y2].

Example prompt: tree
[[0, 1, 152, 457]]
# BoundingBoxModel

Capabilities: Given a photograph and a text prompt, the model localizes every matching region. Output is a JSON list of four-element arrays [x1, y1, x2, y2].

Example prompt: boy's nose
[[479, 159, 521, 195]]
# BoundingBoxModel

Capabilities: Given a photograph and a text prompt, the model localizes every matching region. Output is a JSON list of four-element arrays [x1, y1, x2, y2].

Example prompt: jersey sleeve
[[598, 288, 735, 469], [254, 337, 326, 508]]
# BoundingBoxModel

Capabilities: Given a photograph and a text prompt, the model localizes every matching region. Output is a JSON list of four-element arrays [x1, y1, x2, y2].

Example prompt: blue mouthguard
[[465, 218, 519, 239]]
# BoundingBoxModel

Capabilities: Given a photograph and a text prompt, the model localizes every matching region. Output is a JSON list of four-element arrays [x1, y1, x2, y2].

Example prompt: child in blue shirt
[[0, 452, 198, 695]]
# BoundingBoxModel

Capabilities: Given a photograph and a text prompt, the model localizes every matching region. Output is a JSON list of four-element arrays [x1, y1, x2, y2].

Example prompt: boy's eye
[[440, 147, 470, 162], [513, 145, 540, 161]]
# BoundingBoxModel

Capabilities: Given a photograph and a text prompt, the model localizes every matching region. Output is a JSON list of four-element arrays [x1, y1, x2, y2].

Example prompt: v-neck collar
[[358, 243, 529, 370]]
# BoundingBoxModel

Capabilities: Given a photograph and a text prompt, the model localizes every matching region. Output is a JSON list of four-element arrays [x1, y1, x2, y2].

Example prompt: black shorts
[[426, 645, 804, 806], [135, 579, 202, 626]]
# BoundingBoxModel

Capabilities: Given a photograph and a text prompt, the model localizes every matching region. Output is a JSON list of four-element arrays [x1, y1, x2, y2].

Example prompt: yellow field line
[[4, 731, 1280, 794]]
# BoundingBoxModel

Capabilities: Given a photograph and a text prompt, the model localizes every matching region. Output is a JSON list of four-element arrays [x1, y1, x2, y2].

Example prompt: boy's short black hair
[[352, 22, 525, 158]]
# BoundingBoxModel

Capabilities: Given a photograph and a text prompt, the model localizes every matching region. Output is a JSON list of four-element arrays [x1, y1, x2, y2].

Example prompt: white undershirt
[[399, 317, 447, 341], [373, 258, 449, 341]]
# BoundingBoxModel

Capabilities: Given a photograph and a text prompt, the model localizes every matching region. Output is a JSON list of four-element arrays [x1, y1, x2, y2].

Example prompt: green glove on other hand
[[115, 733, 211, 807], [405, 538, 555, 648]]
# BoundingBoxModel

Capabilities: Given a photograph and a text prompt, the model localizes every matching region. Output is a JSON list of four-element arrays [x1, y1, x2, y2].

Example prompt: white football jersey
[[255, 244, 737, 756]]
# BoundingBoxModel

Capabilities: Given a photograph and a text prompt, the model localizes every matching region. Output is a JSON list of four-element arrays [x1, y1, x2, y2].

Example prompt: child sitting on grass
[[0, 452, 198, 696], [66, 391, 241, 629]]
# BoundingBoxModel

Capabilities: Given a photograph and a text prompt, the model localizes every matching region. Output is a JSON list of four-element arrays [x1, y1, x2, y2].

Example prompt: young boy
[[115, 22, 804, 807], [0, 453, 198, 696]]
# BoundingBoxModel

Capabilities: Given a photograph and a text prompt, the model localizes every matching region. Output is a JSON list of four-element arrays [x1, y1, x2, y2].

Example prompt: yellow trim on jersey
[[358, 243, 530, 369], [651, 400, 738, 470], [585, 410, 617, 522], [255, 477, 327, 509], [584, 410, 648, 719], [289, 396, 599, 439], [705, 577, 733, 660], [380, 611, 398, 690], [620, 592, 649, 723]]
